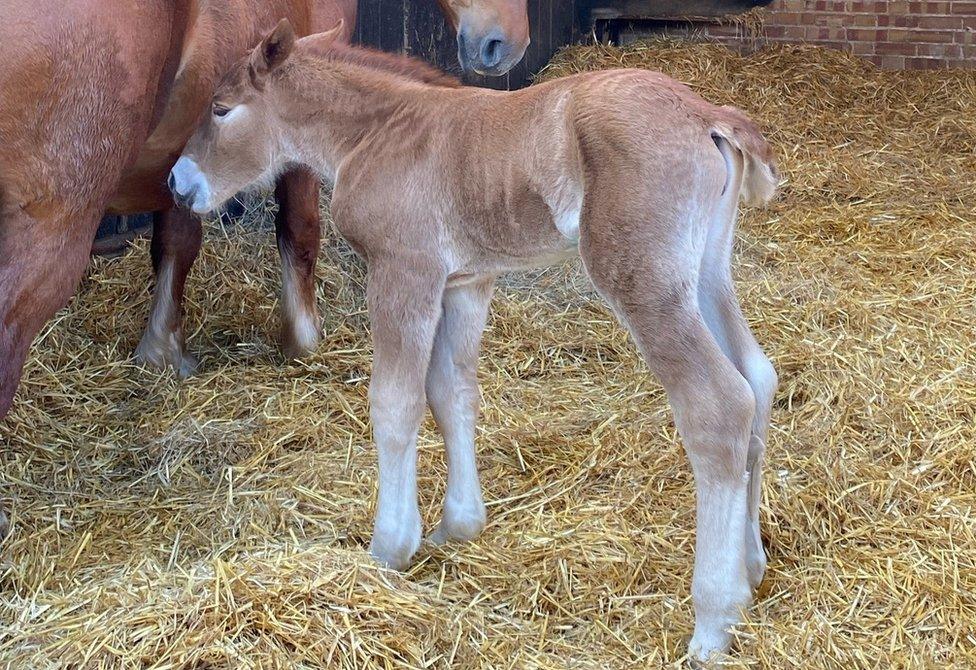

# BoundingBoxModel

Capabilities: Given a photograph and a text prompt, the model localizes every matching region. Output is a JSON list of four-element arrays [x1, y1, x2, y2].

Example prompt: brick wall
[[706, 1, 976, 69]]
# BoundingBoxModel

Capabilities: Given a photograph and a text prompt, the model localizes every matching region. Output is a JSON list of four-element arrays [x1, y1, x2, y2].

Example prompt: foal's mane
[[310, 43, 462, 89]]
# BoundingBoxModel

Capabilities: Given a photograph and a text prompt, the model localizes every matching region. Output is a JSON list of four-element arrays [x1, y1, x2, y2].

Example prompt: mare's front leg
[[366, 257, 447, 570], [1, 201, 111, 537], [274, 168, 322, 359], [425, 278, 495, 545], [135, 207, 202, 377]]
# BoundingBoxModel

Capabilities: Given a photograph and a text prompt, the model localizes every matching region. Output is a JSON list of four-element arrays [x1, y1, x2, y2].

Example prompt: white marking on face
[[170, 157, 214, 214]]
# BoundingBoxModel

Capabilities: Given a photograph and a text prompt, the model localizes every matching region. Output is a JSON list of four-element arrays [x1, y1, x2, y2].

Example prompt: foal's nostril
[[167, 171, 177, 195], [481, 38, 504, 68]]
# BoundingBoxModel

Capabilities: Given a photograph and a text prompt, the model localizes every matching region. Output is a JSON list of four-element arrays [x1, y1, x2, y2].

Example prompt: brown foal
[[171, 21, 780, 661]]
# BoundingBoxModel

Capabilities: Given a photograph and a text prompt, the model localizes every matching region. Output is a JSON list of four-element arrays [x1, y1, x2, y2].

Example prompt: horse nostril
[[167, 171, 177, 195], [481, 38, 503, 68]]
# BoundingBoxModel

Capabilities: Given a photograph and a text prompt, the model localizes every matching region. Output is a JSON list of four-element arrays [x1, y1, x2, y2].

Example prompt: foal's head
[[169, 19, 309, 214], [171, 19, 460, 215]]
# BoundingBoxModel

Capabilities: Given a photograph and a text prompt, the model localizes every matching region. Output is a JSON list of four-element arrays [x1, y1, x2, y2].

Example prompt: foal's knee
[[369, 385, 426, 448]]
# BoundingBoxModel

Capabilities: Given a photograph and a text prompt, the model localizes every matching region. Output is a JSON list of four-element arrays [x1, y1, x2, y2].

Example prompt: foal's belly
[[449, 200, 582, 283]]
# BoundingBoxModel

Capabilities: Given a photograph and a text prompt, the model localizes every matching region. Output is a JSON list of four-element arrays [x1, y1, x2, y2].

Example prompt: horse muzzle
[[457, 27, 527, 76]]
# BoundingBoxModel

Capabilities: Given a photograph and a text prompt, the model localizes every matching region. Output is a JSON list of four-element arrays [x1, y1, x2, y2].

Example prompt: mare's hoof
[[134, 337, 198, 378]]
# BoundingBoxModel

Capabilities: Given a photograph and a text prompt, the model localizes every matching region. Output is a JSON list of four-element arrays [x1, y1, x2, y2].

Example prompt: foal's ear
[[249, 19, 296, 89], [297, 19, 345, 55]]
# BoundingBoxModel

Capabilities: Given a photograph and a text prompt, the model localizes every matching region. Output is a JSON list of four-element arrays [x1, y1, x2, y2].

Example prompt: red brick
[[784, 24, 808, 39], [905, 56, 946, 68], [950, 2, 976, 14], [907, 29, 957, 42], [881, 55, 906, 68], [845, 13, 881, 25], [876, 41, 919, 55], [846, 28, 887, 40], [915, 16, 964, 29], [771, 11, 803, 24]]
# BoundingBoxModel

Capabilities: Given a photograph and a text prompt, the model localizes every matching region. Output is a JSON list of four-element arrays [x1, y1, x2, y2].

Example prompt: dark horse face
[[438, 0, 529, 76]]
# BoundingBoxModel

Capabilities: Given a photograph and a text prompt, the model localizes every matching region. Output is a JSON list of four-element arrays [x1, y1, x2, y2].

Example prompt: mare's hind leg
[[580, 214, 756, 661], [274, 167, 322, 359], [135, 207, 202, 377], [425, 277, 495, 545], [365, 258, 446, 570], [0, 204, 107, 536]]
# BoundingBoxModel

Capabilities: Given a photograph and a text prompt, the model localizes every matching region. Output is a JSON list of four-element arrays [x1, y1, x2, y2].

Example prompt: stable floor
[[1, 42, 975, 668]]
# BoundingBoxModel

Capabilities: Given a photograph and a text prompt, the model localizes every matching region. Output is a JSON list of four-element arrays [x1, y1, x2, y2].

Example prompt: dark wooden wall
[[355, 0, 772, 90]]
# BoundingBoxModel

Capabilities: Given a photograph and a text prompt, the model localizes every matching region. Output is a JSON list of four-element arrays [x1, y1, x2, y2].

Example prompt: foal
[[171, 21, 780, 661]]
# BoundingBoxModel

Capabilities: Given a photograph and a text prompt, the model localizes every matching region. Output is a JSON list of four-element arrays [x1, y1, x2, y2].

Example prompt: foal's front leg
[[425, 278, 495, 545], [135, 207, 202, 377], [366, 259, 446, 570]]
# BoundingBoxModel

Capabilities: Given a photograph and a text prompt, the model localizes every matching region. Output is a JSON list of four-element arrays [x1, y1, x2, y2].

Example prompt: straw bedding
[[2, 41, 975, 668]]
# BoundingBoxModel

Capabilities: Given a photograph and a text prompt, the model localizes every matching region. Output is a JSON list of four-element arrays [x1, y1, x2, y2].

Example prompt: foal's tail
[[709, 106, 779, 207]]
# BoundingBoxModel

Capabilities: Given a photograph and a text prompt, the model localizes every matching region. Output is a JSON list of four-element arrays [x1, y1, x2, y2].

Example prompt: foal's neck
[[281, 61, 449, 178]]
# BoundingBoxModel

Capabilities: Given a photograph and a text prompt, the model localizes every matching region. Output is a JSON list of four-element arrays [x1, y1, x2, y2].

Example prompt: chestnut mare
[[172, 21, 780, 661], [0, 0, 528, 533]]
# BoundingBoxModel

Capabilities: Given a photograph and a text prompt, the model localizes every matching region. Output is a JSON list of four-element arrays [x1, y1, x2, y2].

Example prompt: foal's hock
[[173, 19, 780, 662]]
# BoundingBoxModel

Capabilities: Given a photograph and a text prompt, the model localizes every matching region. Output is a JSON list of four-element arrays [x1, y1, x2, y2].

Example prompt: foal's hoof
[[428, 508, 486, 546], [687, 630, 732, 667], [280, 318, 322, 361], [369, 521, 421, 572], [0, 509, 9, 541]]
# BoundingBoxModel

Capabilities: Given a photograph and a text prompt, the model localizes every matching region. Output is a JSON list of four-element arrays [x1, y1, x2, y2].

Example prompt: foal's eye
[[213, 104, 231, 118]]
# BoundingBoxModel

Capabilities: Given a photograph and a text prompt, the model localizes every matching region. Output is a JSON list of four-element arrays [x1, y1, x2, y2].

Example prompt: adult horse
[[0, 0, 529, 535]]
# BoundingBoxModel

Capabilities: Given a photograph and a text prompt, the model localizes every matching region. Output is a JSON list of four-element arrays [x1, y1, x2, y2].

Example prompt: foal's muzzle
[[168, 157, 212, 214]]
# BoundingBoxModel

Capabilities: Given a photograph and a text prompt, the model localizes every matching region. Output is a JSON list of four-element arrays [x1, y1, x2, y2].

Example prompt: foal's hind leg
[[698, 176, 778, 591], [365, 259, 446, 570], [135, 207, 202, 377], [580, 221, 756, 661], [425, 277, 495, 546], [274, 168, 322, 359], [699, 277, 776, 589]]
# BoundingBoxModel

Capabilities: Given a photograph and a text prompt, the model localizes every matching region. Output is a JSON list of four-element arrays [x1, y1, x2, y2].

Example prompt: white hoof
[[688, 626, 733, 665], [369, 519, 421, 571], [428, 504, 486, 546]]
